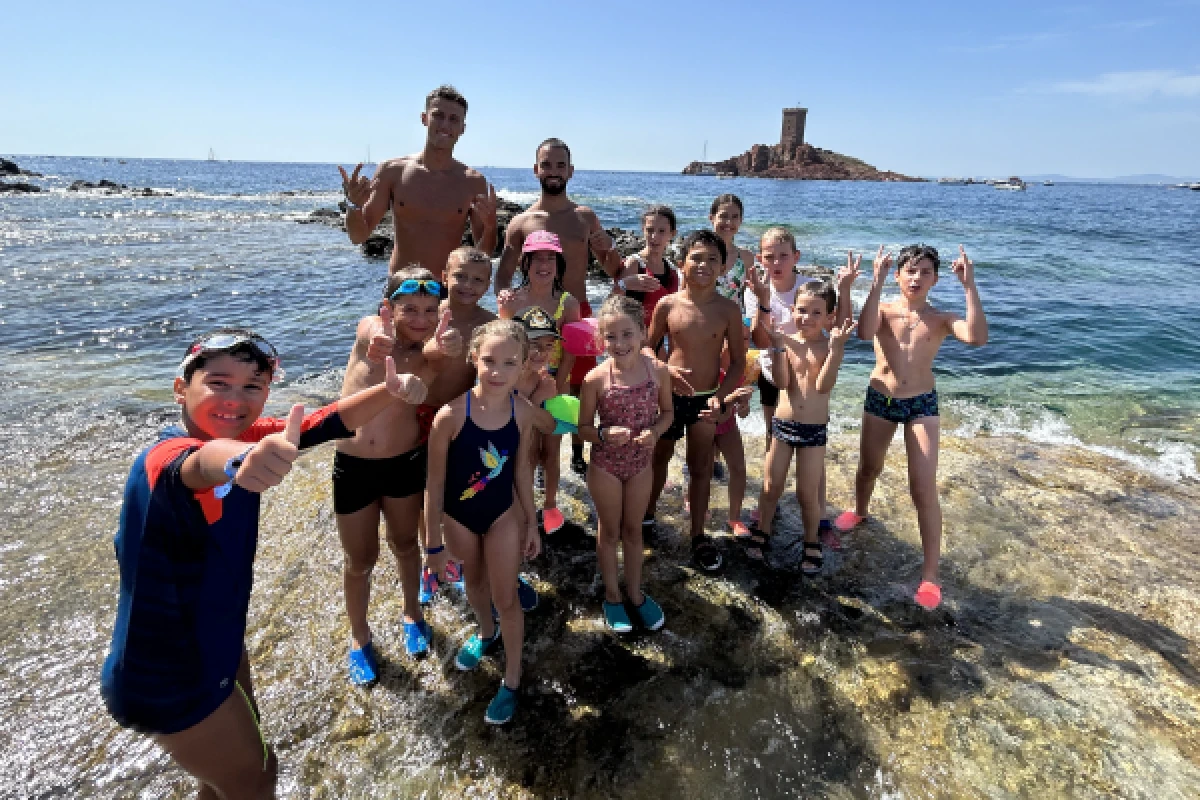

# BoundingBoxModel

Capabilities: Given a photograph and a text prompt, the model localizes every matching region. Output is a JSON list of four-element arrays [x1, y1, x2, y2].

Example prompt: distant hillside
[[683, 142, 921, 182]]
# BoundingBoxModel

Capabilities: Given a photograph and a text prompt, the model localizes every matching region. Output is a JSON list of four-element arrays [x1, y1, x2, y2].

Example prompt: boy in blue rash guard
[[101, 328, 427, 798]]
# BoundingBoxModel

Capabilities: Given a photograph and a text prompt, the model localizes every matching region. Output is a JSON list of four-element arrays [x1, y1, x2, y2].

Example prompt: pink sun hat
[[522, 230, 563, 254]]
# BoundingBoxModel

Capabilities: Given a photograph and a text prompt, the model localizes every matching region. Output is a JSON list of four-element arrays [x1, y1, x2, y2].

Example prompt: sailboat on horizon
[[207, 148, 215, 162]]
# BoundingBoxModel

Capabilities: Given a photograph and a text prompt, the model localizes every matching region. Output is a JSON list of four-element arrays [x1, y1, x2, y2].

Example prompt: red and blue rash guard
[[101, 403, 349, 734]]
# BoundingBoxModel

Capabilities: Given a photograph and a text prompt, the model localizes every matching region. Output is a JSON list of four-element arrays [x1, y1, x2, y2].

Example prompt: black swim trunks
[[771, 418, 828, 448], [662, 391, 717, 441], [332, 446, 427, 515], [863, 385, 939, 425], [757, 371, 780, 408]]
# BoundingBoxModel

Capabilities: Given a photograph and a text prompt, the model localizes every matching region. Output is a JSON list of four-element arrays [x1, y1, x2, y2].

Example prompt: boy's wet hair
[[796, 281, 837, 313], [761, 226, 798, 253], [537, 137, 571, 163], [518, 249, 568, 295], [468, 319, 529, 363], [182, 327, 274, 383], [597, 294, 647, 332], [426, 84, 467, 113], [384, 265, 440, 300], [680, 229, 727, 264], [898, 244, 940, 274], [641, 204, 677, 233], [710, 193, 744, 218], [448, 246, 492, 273]]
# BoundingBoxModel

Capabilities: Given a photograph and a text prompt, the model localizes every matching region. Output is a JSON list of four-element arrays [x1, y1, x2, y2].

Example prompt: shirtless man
[[339, 85, 497, 278], [645, 230, 749, 573], [495, 138, 624, 473], [835, 244, 988, 610]]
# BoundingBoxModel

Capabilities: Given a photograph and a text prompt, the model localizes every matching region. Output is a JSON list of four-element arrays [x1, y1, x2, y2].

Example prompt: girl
[[577, 296, 674, 632], [614, 205, 679, 335], [497, 231, 581, 532], [514, 306, 567, 534], [710, 193, 757, 314], [424, 320, 541, 725]]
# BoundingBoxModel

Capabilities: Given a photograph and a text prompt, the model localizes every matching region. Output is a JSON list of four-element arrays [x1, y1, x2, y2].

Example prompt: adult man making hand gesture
[[339, 85, 497, 279]]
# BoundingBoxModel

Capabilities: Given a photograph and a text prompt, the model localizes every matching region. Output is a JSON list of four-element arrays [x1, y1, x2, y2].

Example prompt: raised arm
[[764, 316, 791, 392], [180, 405, 305, 492], [494, 220, 525, 293], [468, 180, 498, 256], [857, 246, 892, 341], [340, 163, 392, 245], [745, 257, 773, 348], [835, 250, 861, 327], [337, 357, 427, 430], [948, 245, 989, 346], [586, 213, 624, 279], [815, 319, 857, 393]]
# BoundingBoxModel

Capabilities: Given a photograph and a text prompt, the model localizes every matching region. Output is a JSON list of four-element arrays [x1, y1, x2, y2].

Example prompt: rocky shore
[[95, 423, 1199, 797], [684, 142, 922, 182]]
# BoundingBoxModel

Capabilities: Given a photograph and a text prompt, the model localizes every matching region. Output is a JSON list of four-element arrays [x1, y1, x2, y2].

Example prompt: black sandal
[[691, 534, 724, 572], [800, 538, 823, 576], [733, 524, 770, 561]]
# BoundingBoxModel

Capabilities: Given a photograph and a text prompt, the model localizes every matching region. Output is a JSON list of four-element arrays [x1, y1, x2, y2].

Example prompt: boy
[[835, 245, 988, 610], [750, 284, 856, 572], [102, 329, 425, 797], [335, 266, 462, 684], [746, 236, 857, 538], [646, 230, 747, 572]]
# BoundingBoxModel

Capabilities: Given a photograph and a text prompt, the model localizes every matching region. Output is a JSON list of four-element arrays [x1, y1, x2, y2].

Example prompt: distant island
[[683, 107, 922, 182]]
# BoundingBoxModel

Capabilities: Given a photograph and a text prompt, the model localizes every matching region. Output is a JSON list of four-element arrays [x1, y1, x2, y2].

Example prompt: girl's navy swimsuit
[[443, 392, 519, 536]]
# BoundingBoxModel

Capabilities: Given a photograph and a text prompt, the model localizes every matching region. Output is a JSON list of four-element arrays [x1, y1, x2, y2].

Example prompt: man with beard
[[495, 138, 623, 475], [339, 85, 498, 279]]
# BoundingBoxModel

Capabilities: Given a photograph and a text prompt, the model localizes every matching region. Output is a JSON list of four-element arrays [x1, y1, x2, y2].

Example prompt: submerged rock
[[0, 180, 42, 193]]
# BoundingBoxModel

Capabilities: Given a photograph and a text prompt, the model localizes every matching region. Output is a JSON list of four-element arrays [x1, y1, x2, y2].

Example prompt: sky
[[3, 1, 1199, 178]]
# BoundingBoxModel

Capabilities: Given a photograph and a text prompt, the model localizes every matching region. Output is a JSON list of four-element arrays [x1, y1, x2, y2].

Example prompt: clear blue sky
[[4, 1, 1198, 177]]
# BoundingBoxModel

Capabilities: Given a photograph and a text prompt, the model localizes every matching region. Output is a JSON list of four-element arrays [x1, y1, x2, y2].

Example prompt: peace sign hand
[[366, 303, 396, 363], [765, 313, 785, 348], [745, 254, 770, 306], [434, 309, 462, 358], [828, 318, 858, 348], [470, 184, 498, 225], [338, 163, 371, 208], [951, 244, 975, 288], [837, 251, 862, 292], [871, 245, 893, 285]]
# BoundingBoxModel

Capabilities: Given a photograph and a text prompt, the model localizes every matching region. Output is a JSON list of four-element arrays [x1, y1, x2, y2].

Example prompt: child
[[497, 231, 581, 532], [334, 266, 462, 685], [750, 284, 856, 572], [710, 194, 756, 312], [646, 230, 748, 572], [836, 245, 988, 610], [101, 329, 426, 796], [514, 306, 569, 536], [746, 235, 858, 535], [614, 205, 679, 332], [424, 320, 542, 725], [577, 295, 674, 632]]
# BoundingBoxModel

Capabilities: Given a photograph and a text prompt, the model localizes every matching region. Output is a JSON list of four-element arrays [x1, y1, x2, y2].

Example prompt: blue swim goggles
[[389, 279, 442, 299]]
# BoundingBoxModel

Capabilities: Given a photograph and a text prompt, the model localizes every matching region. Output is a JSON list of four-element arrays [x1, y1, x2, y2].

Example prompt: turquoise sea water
[[2, 156, 1196, 487]]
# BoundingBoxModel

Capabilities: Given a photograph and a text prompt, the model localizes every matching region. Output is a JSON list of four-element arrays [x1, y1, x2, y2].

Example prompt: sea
[[1, 156, 1198, 796]]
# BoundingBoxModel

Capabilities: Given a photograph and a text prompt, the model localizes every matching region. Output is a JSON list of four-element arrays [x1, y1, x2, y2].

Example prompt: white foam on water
[[495, 188, 539, 204], [946, 398, 1198, 483]]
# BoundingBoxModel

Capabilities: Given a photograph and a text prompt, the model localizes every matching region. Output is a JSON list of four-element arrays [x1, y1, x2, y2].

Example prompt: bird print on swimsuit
[[459, 442, 509, 500]]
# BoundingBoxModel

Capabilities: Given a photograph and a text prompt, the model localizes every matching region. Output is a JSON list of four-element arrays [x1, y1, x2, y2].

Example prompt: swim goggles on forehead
[[389, 279, 443, 300], [177, 332, 285, 382]]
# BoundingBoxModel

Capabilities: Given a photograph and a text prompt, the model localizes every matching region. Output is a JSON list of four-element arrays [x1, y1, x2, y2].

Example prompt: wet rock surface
[[0, 157, 42, 177], [0, 180, 43, 193], [77, 427, 1199, 798]]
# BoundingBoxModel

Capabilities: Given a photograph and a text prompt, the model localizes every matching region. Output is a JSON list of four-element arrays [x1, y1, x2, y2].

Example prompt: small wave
[[495, 188, 539, 205], [946, 399, 1197, 483]]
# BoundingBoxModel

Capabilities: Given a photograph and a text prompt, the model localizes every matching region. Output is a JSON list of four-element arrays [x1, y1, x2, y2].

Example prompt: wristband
[[759, 304, 772, 313], [215, 446, 254, 499], [426, 545, 445, 555]]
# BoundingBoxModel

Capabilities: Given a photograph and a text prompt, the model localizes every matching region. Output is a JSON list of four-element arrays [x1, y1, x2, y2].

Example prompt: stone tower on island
[[781, 107, 807, 149]]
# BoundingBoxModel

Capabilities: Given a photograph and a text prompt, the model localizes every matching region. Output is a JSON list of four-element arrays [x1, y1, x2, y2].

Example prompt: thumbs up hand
[[236, 404, 304, 493], [434, 308, 462, 358], [385, 356, 428, 405], [366, 303, 396, 363]]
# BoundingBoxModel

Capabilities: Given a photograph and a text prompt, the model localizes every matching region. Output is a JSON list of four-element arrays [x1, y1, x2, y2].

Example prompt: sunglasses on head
[[389, 279, 443, 300], [178, 332, 284, 382]]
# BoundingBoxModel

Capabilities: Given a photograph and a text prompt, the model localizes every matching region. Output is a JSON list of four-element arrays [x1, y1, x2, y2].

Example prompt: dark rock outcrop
[[68, 179, 128, 192], [0, 158, 41, 178], [0, 181, 43, 193], [684, 142, 922, 182]]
